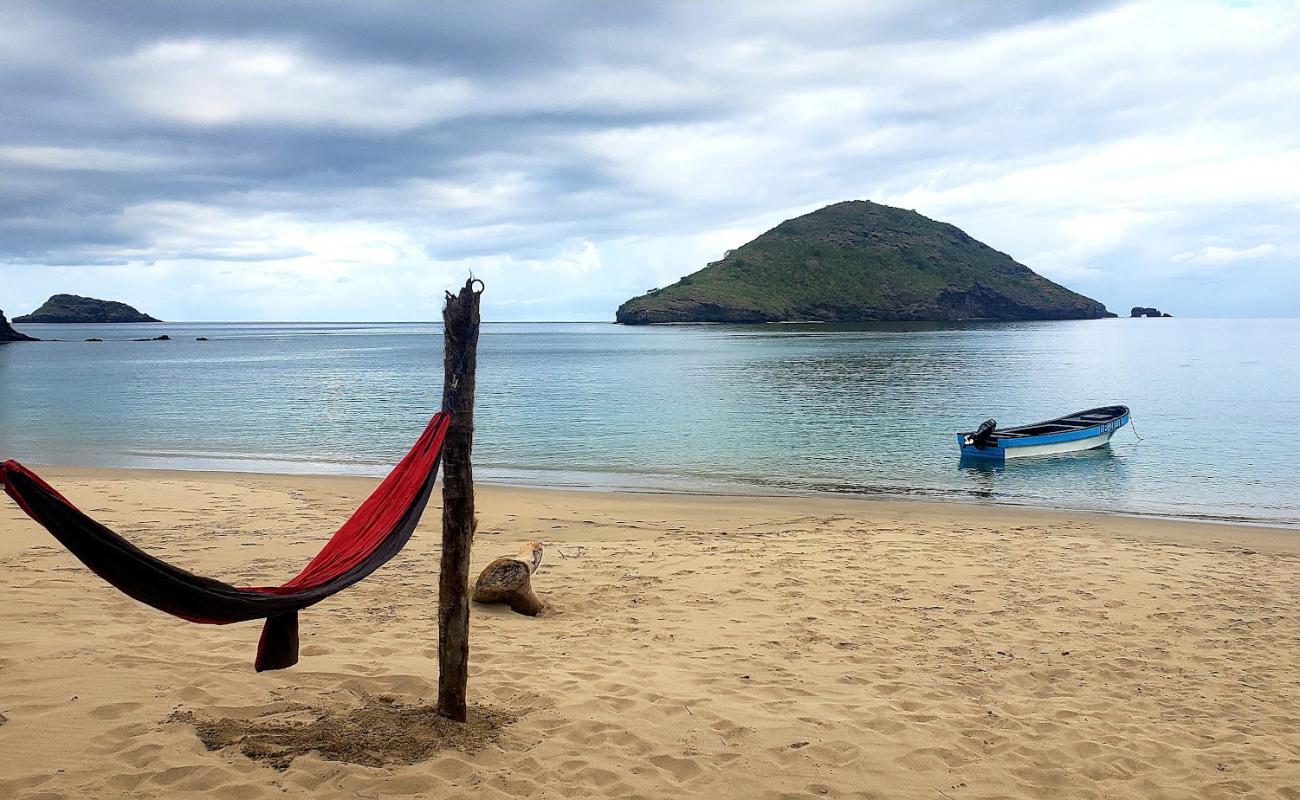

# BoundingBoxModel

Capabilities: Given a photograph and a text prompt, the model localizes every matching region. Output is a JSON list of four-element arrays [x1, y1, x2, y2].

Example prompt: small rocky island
[[0, 309, 39, 342], [616, 201, 1114, 324], [15, 294, 161, 323], [1130, 306, 1172, 318]]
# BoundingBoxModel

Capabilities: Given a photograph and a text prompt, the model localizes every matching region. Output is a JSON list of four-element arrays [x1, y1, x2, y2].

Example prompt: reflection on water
[[958, 455, 1004, 498], [959, 447, 1127, 500], [1, 319, 1297, 525]]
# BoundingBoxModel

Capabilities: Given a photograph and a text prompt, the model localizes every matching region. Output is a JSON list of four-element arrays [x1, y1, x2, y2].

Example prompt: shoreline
[[11, 462, 1300, 554], [12, 459, 1300, 539]]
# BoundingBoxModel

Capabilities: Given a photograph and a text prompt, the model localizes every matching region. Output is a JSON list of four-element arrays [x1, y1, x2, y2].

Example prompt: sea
[[1, 319, 1297, 526]]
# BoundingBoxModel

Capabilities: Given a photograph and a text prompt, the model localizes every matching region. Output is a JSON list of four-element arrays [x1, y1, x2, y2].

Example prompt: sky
[[1, 0, 1297, 321]]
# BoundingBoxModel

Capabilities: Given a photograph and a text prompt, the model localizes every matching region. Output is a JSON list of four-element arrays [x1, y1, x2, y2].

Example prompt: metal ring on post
[[469, 278, 485, 295]]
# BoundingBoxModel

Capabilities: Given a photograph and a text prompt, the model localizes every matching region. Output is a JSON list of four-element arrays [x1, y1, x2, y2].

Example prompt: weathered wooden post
[[437, 278, 482, 722]]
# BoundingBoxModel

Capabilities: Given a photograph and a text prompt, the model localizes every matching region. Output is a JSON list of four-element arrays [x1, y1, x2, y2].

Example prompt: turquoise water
[[1, 319, 1297, 525]]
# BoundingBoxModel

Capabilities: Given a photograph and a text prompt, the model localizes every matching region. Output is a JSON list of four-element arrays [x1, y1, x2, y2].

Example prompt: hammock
[[0, 411, 451, 671]]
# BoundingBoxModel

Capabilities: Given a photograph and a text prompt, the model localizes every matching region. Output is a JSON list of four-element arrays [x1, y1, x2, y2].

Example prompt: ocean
[[1, 319, 1297, 526]]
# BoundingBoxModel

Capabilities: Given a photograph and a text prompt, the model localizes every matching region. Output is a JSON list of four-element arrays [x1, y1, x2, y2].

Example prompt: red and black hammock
[[0, 412, 451, 672]]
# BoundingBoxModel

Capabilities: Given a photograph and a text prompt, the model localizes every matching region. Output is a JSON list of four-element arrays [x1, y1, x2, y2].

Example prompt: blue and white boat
[[957, 405, 1130, 460]]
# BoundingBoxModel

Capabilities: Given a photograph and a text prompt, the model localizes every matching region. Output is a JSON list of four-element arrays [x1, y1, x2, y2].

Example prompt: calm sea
[[1, 319, 1297, 526]]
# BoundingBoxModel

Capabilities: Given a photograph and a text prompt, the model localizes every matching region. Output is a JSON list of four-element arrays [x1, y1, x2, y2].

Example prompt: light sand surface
[[1, 467, 1298, 799]]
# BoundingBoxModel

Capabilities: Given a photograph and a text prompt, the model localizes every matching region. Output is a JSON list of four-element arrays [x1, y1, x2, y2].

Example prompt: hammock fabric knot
[[1, 411, 451, 671]]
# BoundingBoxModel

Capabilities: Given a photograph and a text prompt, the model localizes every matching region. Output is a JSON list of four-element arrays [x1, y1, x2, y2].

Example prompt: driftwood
[[472, 541, 545, 615]]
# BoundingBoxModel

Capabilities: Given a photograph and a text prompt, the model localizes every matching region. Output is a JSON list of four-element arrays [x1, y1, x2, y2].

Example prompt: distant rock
[[0, 309, 39, 342], [15, 294, 161, 323], [134, 335, 171, 341], [84, 338, 103, 342], [1130, 307, 1171, 318], [196, 337, 209, 341], [617, 201, 1113, 324]]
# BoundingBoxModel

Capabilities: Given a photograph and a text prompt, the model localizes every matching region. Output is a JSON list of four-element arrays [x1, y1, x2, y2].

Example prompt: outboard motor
[[965, 419, 997, 449]]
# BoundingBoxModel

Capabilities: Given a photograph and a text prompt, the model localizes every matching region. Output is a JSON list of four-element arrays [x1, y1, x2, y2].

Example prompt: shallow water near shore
[[1, 318, 1297, 525]]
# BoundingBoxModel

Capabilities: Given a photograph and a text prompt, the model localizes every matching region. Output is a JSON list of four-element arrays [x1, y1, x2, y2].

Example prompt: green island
[[617, 201, 1113, 324], [15, 294, 161, 324]]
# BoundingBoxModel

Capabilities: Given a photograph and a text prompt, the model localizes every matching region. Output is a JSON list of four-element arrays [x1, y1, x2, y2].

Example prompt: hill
[[616, 201, 1112, 323], [1, 309, 39, 342], [15, 294, 161, 323]]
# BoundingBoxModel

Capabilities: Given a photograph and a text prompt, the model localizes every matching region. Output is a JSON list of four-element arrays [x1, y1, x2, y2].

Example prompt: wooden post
[[437, 278, 482, 722]]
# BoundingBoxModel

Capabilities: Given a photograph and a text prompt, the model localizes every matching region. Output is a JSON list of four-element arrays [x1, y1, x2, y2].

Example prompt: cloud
[[0, 145, 184, 172], [114, 39, 475, 131], [1171, 243, 1278, 266], [0, 0, 1297, 319]]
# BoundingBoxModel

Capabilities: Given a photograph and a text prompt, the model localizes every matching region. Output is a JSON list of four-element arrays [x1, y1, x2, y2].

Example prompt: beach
[[0, 467, 1297, 799]]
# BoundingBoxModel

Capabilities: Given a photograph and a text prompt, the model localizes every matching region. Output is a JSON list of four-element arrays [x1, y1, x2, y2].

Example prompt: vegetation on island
[[616, 201, 1113, 324], [15, 294, 161, 323]]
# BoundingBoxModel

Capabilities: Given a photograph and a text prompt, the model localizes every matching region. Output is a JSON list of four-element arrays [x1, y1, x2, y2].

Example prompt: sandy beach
[[1, 467, 1297, 799]]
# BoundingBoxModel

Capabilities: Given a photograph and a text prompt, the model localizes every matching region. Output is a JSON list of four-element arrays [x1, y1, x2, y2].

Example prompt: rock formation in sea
[[1130, 307, 1172, 318], [616, 201, 1114, 324], [0, 309, 39, 342], [15, 294, 161, 323]]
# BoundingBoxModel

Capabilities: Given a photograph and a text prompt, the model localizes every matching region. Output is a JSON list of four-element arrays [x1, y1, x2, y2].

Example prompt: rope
[[442, 333, 475, 412], [1129, 416, 1144, 442]]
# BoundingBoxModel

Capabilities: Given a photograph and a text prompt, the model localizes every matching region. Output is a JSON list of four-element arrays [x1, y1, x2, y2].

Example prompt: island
[[616, 201, 1114, 324], [0, 309, 39, 342], [15, 294, 161, 323], [1130, 307, 1172, 318]]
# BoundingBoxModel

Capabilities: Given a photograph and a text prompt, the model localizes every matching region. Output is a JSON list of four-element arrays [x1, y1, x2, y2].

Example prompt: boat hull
[[956, 407, 1129, 461], [1001, 430, 1114, 458]]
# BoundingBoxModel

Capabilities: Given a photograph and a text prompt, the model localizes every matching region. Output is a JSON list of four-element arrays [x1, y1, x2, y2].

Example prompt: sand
[[1, 467, 1298, 799]]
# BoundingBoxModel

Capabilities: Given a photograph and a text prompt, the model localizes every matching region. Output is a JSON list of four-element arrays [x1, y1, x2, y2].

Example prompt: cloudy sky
[[1, 1, 1297, 321]]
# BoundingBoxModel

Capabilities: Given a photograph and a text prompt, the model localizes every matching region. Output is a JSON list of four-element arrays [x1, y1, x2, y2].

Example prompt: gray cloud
[[0, 0, 1296, 319]]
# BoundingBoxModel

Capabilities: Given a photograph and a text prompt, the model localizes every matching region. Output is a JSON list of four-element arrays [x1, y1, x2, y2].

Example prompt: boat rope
[[1130, 416, 1144, 442]]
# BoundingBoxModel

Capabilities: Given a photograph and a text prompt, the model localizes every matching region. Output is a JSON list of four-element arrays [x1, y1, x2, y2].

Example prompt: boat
[[957, 405, 1130, 460]]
